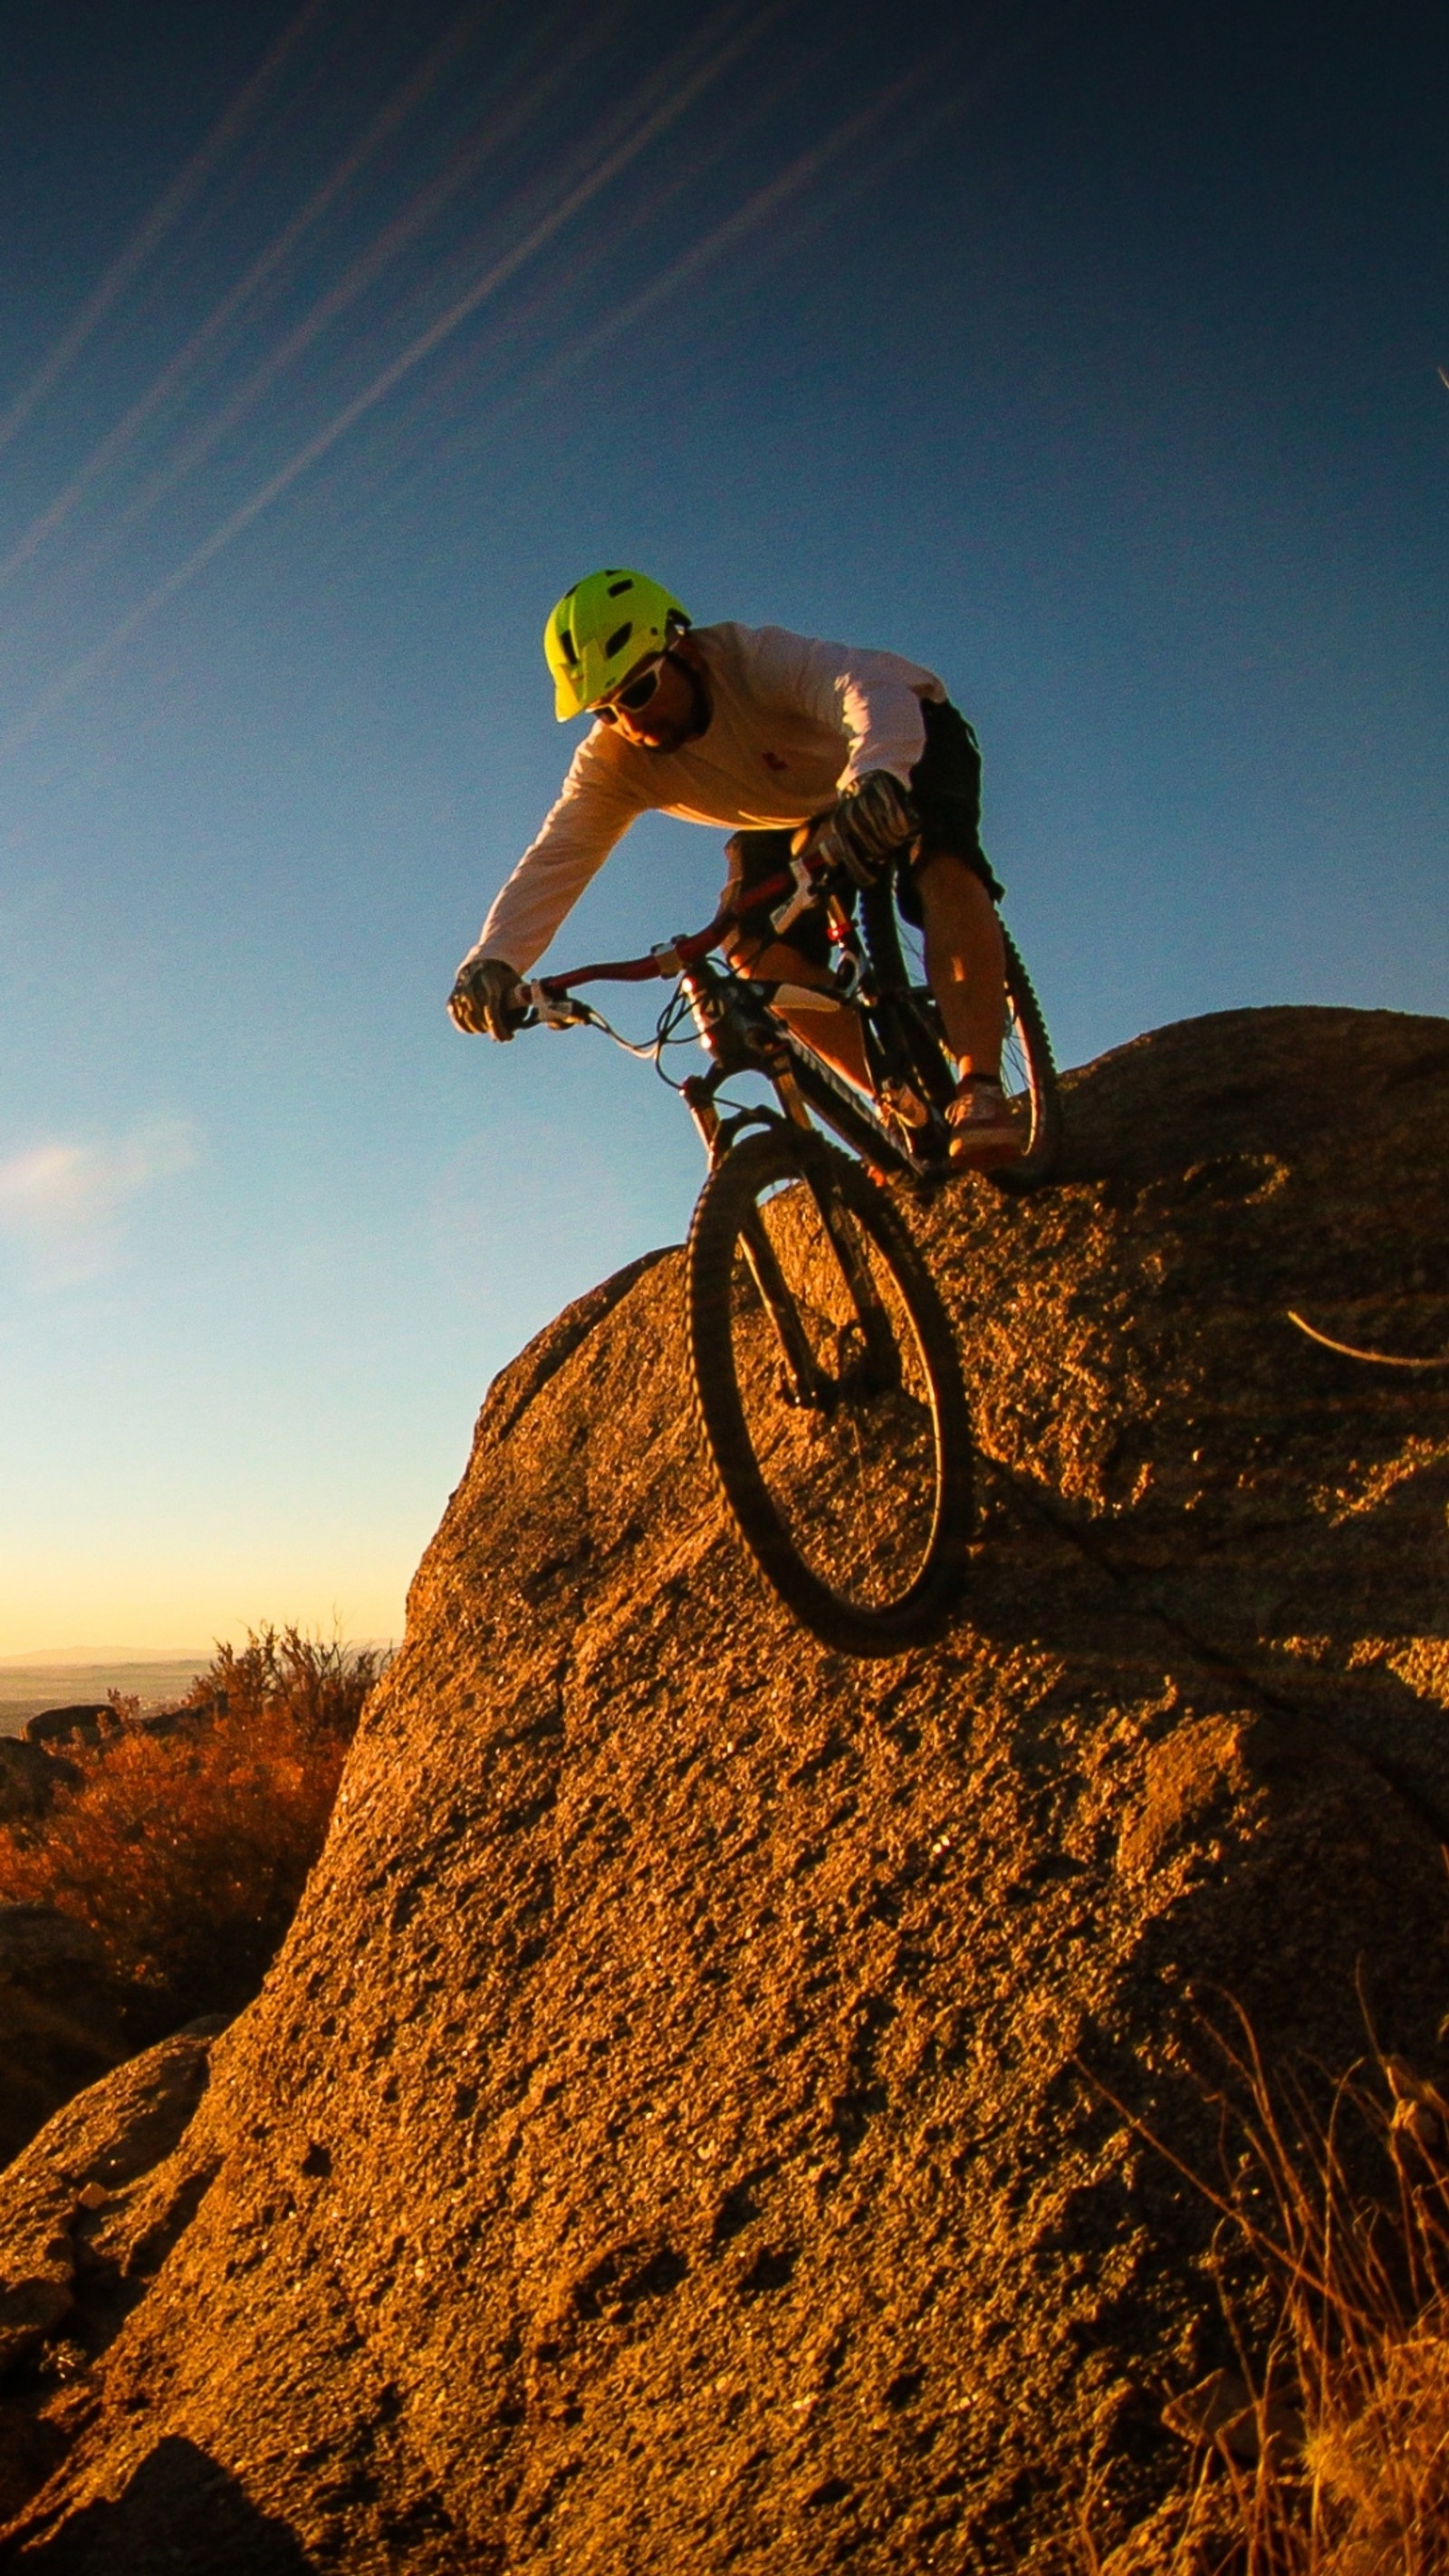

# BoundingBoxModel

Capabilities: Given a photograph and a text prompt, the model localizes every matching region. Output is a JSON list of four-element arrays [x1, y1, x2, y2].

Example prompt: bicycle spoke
[[725, 1176, 940, 1610]]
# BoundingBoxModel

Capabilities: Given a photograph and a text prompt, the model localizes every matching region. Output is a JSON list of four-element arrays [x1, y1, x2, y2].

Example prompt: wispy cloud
[[0, 1116, 200, 1284]]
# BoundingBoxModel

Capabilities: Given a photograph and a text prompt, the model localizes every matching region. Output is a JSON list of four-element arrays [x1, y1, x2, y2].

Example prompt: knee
[[916, 846, 997, 916], [722, 923, 762, 975], [916, 839, 1003, 908], [726, 933, 825, 986]]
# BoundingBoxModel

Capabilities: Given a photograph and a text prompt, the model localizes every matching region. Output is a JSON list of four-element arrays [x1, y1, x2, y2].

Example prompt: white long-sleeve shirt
[[465, 621, 947, 976]]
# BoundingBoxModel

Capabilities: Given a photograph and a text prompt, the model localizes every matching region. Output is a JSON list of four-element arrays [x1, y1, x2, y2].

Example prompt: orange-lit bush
[[0, 1629, 389, 2027]]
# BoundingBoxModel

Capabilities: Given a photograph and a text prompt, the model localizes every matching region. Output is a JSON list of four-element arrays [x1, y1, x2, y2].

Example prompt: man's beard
[[640, 658, 710, 754]]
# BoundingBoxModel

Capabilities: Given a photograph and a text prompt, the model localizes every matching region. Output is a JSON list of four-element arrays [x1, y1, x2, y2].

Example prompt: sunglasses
[[592, 655, 667, 723]]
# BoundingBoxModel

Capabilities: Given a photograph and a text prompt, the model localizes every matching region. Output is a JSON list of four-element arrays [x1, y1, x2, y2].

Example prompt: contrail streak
[[320, 11, 1030, 552], [385, 32, 968, 494], [0, 4, 494, 591], [0, 6, 771, 761], [24, 0, 650, 602], [479, 0, 1076, 500], [518, 2, 1064, 414], [0, 0, 334, 462], [324, 40, 811, 495], [525, 54, 946, 400]]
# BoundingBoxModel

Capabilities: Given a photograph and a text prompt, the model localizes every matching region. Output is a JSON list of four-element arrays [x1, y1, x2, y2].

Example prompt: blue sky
[[0, 0, 1443, 1650]]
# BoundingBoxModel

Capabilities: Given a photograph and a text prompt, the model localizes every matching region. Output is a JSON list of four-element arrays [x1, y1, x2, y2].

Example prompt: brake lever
[[516, 981, 590, 1031], [769, 847, 833, 937]]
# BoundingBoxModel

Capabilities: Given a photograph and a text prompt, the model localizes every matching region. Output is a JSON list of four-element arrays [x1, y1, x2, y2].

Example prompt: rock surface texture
[[1, 1004, 1447, 2571]]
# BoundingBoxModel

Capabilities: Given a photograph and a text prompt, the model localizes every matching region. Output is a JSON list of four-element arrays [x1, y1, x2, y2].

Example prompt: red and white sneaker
[[946, 1074, 1023, 1172]]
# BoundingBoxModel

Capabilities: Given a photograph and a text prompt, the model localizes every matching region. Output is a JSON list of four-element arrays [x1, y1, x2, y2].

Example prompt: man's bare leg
[[916, 851, 1006, 1078], [722, 933, 872, 1091], [728, 850, 1007, 1111]]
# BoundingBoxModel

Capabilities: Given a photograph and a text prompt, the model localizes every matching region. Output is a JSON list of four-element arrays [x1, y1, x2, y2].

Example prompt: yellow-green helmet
[[543, 569, 690, 720]]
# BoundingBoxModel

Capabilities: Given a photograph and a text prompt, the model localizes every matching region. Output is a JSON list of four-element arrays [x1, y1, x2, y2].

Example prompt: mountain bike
[[510, 847, 1060, 1658]]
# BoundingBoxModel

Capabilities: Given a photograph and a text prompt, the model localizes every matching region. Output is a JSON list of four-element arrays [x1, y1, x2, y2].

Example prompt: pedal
[[878, 1080, 930, 1131]]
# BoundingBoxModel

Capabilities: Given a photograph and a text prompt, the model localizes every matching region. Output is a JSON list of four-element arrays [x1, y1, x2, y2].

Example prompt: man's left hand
[[811, 771, 918, 886], [448, 955, 526, 1039]]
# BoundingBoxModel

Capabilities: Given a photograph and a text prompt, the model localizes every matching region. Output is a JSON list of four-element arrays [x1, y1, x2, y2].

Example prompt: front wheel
[[687, 1126, 974, 1656]]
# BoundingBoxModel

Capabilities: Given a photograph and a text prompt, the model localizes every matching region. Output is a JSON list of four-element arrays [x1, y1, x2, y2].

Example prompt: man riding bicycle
[[448, 570, 1021, 1170]]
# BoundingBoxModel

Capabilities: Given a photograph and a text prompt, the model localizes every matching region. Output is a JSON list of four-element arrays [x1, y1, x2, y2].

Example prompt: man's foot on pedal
[[946, 1073, 1022, 1171]]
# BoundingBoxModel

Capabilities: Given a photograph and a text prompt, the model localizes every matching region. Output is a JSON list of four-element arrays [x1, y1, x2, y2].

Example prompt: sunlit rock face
[[2, 1004, 1446, 2573]]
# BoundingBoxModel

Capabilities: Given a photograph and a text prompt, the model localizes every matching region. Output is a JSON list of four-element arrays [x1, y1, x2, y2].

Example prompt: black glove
[[448, 955, 525, 1040], [810, 771, 918, 888]]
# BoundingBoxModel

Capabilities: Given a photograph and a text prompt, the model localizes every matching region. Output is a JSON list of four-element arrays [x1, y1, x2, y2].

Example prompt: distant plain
[[0, 1655, 209, 1735]]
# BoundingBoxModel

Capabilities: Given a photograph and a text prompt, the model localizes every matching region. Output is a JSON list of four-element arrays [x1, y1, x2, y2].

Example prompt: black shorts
[[720, 697, 1003, 970]]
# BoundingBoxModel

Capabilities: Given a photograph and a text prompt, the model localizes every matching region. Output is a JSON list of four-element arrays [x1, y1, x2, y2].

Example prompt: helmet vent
[[605, 622, 633, 658], [607, 578, 633, 597], [558, 628, 577, 666]]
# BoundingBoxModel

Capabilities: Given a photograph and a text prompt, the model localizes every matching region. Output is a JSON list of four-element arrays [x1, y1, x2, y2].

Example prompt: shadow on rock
[[0, 2437, 313, 2572]]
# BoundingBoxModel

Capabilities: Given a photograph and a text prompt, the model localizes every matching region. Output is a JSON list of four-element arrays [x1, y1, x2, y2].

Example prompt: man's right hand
[[809, 771, 918, 888], [448, 956, 525, 1040]]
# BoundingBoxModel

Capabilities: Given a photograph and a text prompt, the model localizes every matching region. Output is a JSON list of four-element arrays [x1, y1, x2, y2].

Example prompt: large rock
[[0, 1750, 69, 1830], [19, 1718, 116, 1757], [0, 2028, 222, 2525], [0, 1916, 130, 2172], [1, 1004, 1446, 2571]]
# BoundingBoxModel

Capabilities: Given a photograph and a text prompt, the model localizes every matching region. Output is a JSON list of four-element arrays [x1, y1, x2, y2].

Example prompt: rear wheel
[[860, 886, 1062, 1191], [687, 1125, 974, 1656], [993, 929, 1061, 1193]]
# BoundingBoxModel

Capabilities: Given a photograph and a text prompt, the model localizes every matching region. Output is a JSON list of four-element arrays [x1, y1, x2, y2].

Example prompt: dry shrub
[[1308, 2328, 1449, 2565], [0, 1628, 389, 2029], [1089, 2024, 1449, 2573], [177, 1626, 387, 1737], [1271, 2043, 1449, 2573]]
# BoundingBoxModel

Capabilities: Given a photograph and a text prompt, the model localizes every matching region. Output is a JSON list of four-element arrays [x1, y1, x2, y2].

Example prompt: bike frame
[[518, 856, 957, 1190]]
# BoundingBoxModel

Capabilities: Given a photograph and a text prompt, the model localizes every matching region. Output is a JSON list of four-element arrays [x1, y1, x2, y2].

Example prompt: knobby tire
[[687, 1125, 974, 1657], [992, 929, 1061, 1194]]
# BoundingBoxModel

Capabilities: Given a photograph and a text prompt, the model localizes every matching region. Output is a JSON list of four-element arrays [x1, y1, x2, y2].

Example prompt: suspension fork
[[740, 1129, 902, 1402], [681, 1014, 828, 1406], [754, 1119, 901, 1407], [758, 981, 902, 1380], [806, 1168, 902, 1392], [757, 1047, 903, 1399], [680, 969, 894, 1405]]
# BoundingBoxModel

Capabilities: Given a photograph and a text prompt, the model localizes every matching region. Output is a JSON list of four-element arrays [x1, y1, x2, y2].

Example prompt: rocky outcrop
[[0, 1916, 130, 2174], [19, 1719, 116, 1757], [1, 1004, 1446, 2571], [0, 1752, 70, 1831], [0, 2027, 224, 2524]]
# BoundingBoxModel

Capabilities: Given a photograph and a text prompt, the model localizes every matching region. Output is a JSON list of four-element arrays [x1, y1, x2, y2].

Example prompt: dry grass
[[1088, 2023, 1449, 2573], [0, 1627, 389, 2028]]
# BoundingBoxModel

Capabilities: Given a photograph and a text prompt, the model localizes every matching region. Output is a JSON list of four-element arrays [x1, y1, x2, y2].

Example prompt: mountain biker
[[448, 570, 1020, 1168]]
